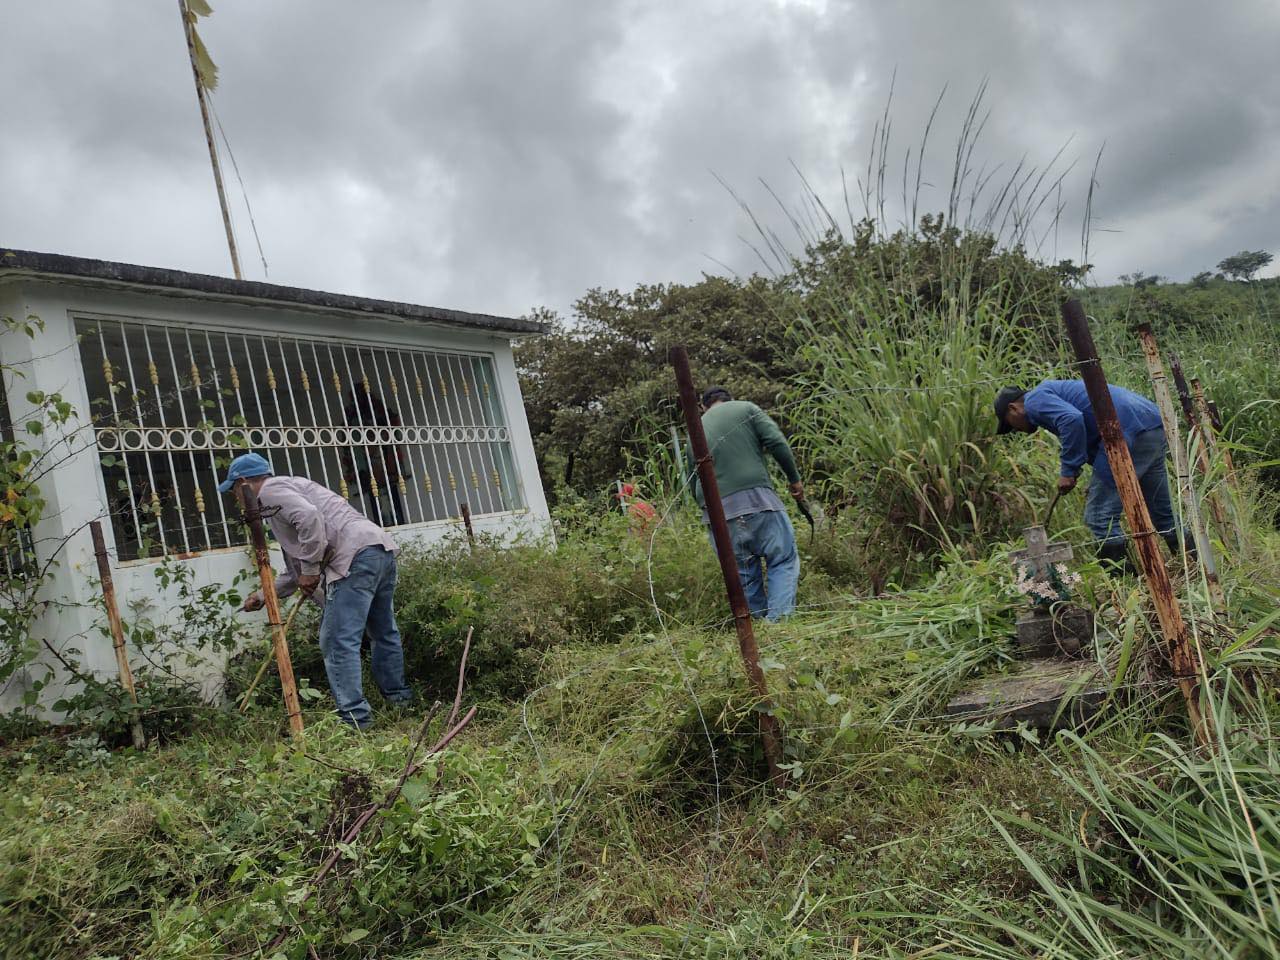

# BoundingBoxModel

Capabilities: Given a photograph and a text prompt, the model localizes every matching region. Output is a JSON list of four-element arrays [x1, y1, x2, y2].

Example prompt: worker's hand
[[242, 591, 265, 613], [297, 574, 321, 597], [789, 481, 805, 500], [1057, 475, 1078, 493]]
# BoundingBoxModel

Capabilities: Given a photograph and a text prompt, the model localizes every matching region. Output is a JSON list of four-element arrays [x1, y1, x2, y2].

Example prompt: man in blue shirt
[[994, 380, 1188, 568]]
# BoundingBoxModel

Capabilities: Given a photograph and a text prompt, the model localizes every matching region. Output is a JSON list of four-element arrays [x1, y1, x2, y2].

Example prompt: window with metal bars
[[1, 378, 37, 580], [74, 316, 523, 561]]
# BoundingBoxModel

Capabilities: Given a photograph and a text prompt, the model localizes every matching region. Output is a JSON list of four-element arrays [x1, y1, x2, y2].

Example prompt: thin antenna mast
[[177, 0, 242, 279]]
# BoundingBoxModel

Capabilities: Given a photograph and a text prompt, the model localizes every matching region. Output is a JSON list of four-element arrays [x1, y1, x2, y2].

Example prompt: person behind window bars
[[220, 452, 413, 728], [342, 385, 409, 526]]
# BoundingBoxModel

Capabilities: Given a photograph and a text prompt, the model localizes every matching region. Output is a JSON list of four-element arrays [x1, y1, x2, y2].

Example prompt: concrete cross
[[1012, 524, 1073, 581]]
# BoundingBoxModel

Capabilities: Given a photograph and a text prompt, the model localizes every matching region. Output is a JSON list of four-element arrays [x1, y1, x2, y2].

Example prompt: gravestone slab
[[946, 659, 1108, 731]]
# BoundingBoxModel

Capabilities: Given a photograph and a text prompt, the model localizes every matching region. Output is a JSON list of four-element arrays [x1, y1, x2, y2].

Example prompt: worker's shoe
[[1096, 540, 1135, 577]]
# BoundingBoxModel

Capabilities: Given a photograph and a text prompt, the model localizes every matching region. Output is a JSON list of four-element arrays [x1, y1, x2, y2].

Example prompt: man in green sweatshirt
[[687, 386, 804, 621]]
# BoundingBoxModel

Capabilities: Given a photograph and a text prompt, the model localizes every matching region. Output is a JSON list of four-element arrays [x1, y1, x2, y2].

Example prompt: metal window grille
[[74, 316, 524, 562], [1, 380, 38, 580]]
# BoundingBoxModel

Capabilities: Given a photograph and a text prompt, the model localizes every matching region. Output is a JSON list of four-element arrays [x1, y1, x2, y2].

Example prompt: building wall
[[0, 278, 551, 714]]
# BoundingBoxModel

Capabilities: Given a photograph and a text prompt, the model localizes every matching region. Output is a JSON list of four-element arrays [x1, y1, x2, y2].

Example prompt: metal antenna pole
[[177, 0, 242, 279]]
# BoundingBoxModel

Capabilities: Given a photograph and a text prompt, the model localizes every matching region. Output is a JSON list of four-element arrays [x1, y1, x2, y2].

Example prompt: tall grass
[[925, 673, 1280, 959], [785, 289, 1062, 551]]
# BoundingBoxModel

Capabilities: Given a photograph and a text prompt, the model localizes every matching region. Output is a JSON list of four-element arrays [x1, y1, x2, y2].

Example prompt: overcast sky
[[2, 0, 1277, 319]]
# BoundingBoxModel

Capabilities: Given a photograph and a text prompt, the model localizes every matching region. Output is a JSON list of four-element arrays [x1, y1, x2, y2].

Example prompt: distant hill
[[1081, 275, 1280, 331]]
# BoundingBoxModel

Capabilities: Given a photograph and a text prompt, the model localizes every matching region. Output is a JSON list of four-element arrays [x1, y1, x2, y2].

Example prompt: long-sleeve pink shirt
[[257, 476, 397, 598]]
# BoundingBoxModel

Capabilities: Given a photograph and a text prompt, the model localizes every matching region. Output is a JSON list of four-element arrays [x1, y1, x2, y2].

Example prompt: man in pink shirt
[[221, 453, 412, 728]]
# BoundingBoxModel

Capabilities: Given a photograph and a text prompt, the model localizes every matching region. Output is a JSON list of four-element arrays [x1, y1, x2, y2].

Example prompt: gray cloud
[[2, 0, 1277, 320]]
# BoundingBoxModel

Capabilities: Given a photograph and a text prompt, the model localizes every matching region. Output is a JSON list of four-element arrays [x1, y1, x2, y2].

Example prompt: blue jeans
[[318, 546, 412, 727], [1083, 428, 1178, 546], [715, 510, 800, 621]]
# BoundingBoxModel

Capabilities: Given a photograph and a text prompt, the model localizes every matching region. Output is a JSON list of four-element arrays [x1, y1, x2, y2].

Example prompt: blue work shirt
[[1023, 380, 1164, 482]]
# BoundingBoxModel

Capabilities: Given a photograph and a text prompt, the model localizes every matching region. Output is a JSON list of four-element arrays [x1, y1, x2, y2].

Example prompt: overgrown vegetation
[[5, 505, 1277, 957], [5, 99, 1280, 958]]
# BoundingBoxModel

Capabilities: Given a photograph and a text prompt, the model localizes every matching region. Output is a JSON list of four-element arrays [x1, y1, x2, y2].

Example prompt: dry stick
[[237, 593, 308, 713], [669, 345, 786, 788], [1191, 378, 1246, 550], [89, 520, 146, 750], [459, 500, 476, 551], [448, 627, 474, 727], [268, 625, 477, 952], [1063, 301, 1212, 748], [266, 704, 477, 954], [236, 484, 304, 737], [1169, 354, 1232, 543], [1136, 325, 1226, 616]]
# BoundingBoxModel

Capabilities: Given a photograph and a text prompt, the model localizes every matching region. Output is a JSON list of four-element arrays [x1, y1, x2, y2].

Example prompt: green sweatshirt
[[686, 400, 800, 506]]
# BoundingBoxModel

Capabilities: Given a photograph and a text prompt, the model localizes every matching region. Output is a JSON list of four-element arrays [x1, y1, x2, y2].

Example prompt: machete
[[796, 497, 817, 546]]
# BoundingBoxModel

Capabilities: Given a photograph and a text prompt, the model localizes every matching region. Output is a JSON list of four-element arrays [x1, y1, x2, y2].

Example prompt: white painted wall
[[0, 277, 551, 715]]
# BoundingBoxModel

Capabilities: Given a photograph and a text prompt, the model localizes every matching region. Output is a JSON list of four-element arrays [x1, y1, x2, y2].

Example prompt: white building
[[0, 248, 550, 711]]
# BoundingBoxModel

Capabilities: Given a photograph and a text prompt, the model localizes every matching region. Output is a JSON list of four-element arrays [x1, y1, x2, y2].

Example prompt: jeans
[[716, 510, 800, 621], [318, 545, 412, 727], [1083, 428, 1178, 546]]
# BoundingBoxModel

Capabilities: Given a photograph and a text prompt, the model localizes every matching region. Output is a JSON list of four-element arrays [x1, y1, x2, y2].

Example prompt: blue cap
[[218, 452, 273, 493]]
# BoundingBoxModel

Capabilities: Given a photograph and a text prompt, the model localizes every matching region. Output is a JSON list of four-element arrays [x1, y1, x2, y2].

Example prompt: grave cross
[[1011, 524, 1073, 582]]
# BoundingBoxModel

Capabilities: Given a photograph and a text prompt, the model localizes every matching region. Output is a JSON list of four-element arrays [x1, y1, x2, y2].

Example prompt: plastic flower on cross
[[1012, 561, 1080, 608]]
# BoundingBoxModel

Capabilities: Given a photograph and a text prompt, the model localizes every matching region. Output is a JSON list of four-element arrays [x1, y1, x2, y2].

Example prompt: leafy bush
[[278, 510, 737, 704], [0, 717, 551, 959]]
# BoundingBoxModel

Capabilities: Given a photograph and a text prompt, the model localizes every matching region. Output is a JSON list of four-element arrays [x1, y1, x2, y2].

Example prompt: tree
[[1053, 259, 1093, 287], [517, 224, 1067, 504], [1119, 271, 1162, 289], [516, 276, 791, 500], [1190, 271, 1213, 289], [1216, 250, 1273, 281]]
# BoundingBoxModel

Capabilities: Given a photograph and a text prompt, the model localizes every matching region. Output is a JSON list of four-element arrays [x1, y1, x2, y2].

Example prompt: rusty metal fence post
[[1062, 301, 1211, 747], [89, 520, 146, 750], [236, 484, 305, 737], [670, 346, 785, 787]]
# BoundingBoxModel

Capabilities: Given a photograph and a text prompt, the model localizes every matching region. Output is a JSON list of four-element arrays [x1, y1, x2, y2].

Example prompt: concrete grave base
[[946, 659, 1109, 731], [1015, 605, 1095, 659]]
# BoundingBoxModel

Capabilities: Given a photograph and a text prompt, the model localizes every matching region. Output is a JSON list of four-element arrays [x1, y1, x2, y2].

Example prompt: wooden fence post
[[1135, 325, 1225, 615], [459, 501, 476, 551], [89, 520, 146, 750], [1062, 302, 1211, 747], [1168, 354, 1232, 543], [670, 345, 786, 787], [236, 484, 305, 737], [1191, 378, 1245, 549], [1202, 395, 1239, 486]]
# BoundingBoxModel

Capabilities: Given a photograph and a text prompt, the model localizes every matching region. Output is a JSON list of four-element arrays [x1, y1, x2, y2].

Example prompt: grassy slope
[[2, 278, 1278, 959], [4, 519, 1278, 959]]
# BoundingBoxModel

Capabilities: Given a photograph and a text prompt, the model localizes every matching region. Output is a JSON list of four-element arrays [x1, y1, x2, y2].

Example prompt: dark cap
[[993, 386, 1025, 434], [701, 386, 733, 407]]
